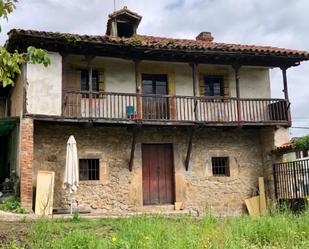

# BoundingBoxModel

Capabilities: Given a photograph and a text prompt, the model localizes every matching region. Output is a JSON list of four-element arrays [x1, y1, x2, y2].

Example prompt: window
[[303, 150, 308, 158], [212, 157, 230, 176], [79, 159, 100, 181], [295, 151, 302, 159], [81, 70, 99, 92], [204, 76, 224, 97]]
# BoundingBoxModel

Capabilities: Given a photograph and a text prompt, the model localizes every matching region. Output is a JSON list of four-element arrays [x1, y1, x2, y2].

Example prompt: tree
[[0, 0, 50, 87]]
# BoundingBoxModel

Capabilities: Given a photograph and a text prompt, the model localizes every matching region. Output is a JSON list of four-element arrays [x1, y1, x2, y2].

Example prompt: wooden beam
[[190, 63, 198, 121], [280, 66, 289, 101], [134, 60, 142, 118], [129, 126, 140, 172], [185, 127, 194, 171], [280, 66, 291, 125], [233, 64, 242, 123]]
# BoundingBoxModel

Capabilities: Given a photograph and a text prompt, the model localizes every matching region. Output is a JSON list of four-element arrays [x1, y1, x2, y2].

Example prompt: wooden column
[[190, 63, 198, 121], [281, 66, 289, 101], [281, 66, 291, 124], [134, 60, 141, 118], [233, 64, 242, 123], [86, 56, 95, 118]]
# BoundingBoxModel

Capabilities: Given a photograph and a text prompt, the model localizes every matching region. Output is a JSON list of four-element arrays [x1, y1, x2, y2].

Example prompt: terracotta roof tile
[[7, 29, 309, 60]]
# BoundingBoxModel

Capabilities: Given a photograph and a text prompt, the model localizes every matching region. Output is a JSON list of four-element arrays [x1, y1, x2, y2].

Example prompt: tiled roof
[[273, 142, 294, 153], [7, 29, 309, 60]]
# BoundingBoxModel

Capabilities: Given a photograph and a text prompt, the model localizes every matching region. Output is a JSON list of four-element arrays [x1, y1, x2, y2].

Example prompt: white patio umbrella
[[63, 135, 79, 215]]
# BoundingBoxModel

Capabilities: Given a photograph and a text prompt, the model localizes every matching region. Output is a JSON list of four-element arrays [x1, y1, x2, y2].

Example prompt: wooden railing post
[[233, 64, 242, 124], [134, 60, 142, 119]]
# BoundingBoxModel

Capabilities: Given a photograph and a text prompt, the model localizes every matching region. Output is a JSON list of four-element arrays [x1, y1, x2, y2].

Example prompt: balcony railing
[[63, 90, 290, 125]]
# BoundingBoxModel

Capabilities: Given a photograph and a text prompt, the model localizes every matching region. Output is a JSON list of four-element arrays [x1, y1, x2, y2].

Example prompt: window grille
[[79, 159, 100, 181], [212, 157, 230, 176]]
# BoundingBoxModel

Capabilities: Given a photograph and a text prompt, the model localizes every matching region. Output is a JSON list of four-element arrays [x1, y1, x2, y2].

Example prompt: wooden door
[[142, 74, 169, 120], [142, 144, 175, 205]]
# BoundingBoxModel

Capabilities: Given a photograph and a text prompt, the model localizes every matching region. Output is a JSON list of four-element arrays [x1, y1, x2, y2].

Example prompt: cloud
[[1, 0, 309, 136]]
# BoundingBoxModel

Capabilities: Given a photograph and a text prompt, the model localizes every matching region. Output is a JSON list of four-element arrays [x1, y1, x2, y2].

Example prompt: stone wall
[[34, 122, 269, 216]]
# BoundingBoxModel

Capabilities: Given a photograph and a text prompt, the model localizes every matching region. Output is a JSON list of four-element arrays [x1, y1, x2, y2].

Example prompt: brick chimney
[[196, 32, 214, 42]]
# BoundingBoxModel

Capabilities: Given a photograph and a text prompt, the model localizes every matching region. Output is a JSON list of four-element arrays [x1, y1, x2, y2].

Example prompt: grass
[[1, 209, 309, 249]]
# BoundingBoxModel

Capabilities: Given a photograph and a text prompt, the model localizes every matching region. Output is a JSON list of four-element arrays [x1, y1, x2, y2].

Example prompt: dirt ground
[[0, 221, 30, 246]]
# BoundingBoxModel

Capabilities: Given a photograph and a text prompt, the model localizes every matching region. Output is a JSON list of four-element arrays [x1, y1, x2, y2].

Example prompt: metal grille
[[79, 159, 100, 181], [273, 159, 309, 200], [212, 157, 230, 176]]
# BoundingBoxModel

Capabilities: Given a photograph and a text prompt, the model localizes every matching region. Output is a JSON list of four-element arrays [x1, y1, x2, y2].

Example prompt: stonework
[[20, 118, 34, 210], [33, 122, 274, 216]]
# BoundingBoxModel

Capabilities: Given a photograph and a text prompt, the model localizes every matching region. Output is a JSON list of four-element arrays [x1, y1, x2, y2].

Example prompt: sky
[[1, 0, 309, 137]]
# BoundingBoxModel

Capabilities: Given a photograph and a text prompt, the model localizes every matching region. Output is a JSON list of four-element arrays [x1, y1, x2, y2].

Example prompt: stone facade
[[32, 121, 273, 216]]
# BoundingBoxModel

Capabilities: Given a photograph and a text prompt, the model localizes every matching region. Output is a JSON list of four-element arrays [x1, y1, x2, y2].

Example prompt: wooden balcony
[[63, 90, 290, 126]]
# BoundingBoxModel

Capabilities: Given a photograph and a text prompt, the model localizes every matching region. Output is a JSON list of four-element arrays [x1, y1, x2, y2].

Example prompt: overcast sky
[[1, 0, 308, 137]]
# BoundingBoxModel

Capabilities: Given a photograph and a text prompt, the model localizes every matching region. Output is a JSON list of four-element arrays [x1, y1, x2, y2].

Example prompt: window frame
[[211, 157, 230, 177], [81, 69, 100, 93], [79, 158, 100, 181], [203, 76, 225, 97]]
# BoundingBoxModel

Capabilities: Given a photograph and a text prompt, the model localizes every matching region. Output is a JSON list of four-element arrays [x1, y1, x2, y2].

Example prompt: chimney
[[196, 32, 214, 42]]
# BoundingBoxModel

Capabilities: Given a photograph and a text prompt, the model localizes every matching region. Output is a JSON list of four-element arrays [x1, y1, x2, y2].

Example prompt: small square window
[[212, 157, 230, 176], [79, 159, 100, 181]]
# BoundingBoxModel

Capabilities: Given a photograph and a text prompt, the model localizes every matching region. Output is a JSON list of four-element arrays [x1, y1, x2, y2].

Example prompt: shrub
[[0, 196, 26, 213]]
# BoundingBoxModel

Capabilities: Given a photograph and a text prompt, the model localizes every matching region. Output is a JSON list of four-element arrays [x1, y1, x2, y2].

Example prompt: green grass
[[1, 209, 309, 249]]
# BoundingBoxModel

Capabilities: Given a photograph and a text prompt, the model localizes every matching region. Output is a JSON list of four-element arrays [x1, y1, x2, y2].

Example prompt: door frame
[[141, 143, 176, 205]]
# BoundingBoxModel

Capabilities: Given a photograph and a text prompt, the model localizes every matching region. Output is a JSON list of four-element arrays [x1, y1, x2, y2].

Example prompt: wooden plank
[[35, 171, 55, 216], [245, 196, 260, 216], [259, 177, 267, 215]]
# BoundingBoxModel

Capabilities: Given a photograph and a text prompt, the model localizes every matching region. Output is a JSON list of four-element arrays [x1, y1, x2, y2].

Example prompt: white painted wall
[[26, 52, 62, 116], [103, 58, 135, 93], [174, 63, 193, 96], [238, 67, 271, 98]]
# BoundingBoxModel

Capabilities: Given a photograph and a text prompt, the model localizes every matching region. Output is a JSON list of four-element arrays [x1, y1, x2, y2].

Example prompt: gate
[[273, 159, 309, 211]]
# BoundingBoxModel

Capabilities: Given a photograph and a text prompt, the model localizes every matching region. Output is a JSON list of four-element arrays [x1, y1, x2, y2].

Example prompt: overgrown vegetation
[[1, 209, 309, 248], [0, 196, 25, 213]]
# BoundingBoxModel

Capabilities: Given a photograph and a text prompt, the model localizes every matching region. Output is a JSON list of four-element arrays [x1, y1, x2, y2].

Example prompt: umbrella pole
[[70, 193, 73, 215]]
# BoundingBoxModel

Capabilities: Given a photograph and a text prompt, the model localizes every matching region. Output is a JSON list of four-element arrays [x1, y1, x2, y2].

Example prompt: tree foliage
[[0, 0, 50, 87], [293, 135, 309, 151]]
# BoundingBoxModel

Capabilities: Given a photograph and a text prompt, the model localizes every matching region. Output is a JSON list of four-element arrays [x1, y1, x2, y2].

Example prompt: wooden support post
[[281, 67, 289, 101], [190, 63, 198, 121], [185, 127, 194, 171], [85, 56, 95, 118], [280, 66, 291, 124], [233, 64, 242, 123], [129, 126, 139, 172], [134, 60, 141, 119]]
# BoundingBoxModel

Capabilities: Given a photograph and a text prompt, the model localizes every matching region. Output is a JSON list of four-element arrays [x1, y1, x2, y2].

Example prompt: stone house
[[1, 7, 309, 215]]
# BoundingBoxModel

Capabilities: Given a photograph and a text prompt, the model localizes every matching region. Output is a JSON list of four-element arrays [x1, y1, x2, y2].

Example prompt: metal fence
[[273, 159, 309, 200]]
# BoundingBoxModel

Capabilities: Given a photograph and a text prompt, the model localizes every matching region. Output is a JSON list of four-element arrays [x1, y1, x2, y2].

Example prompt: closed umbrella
[[63, 135, 79, 215]]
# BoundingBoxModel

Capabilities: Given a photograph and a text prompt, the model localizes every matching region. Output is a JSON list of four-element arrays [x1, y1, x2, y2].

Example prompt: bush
[[0, 196, 26, 214]]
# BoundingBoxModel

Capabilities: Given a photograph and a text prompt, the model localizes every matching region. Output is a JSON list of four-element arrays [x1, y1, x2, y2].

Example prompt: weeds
[[2, 209, 309, 249], [0, 196, 26, 214]]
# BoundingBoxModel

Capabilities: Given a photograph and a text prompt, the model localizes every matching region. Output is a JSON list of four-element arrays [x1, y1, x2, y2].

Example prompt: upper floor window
[[81, 70, 99, 92], [295, 151, 302, 159], [204, 76, 224, 97]]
